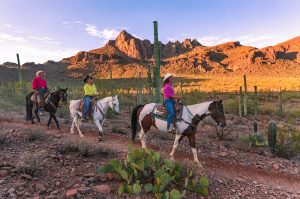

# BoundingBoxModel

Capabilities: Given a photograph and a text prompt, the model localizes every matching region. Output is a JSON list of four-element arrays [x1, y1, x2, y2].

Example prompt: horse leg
[[170, 134, 182, 162], [47, 115, 52, 128], [51, 113, 61, 130], [75, 116, 84, 137], [34, 108, 40, 123], [138, 129, 148, 148], [94, 119, 104, 141], [187, 133, 202, 167], [70, 117, 75, 134]]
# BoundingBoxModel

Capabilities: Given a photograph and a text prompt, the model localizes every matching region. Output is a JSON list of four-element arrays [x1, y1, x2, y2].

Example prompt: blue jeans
[[37, 88, 48, 97], [164, 99, 174, 129], [83, 96, 93, 117]]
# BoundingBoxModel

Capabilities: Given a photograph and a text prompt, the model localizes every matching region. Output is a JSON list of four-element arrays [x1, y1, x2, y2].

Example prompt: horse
[[131, 100, 226, 164], [26, 88, 68, 129], [69, 96, 120, 141]]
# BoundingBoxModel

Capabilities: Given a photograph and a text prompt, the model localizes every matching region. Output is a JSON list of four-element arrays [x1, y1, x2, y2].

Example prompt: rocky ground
[[0, 110, 300, 198]]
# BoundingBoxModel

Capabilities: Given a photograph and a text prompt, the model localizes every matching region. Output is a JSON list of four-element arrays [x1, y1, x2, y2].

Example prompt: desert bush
[[57, 138, 113, 158], [17, 151, 45, 176], [25, 128, 47, 142], [0, 131, 8, 144], [276, 124, 300, 159], [238, 133, 266, 150], [98, 147, 209, 198], [224, 98, 238, 114]]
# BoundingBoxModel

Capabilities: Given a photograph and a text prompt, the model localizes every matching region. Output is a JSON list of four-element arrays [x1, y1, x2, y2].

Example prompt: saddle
[[31, 92, 50, 107], [77, 97, 97, 120], [152, 102, 183, 121]]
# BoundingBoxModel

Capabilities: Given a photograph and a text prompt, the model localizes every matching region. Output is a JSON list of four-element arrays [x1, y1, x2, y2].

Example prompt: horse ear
[[219, 100, 222, 104], [115, 95, 118, 98], [65, 88, 68, 91]]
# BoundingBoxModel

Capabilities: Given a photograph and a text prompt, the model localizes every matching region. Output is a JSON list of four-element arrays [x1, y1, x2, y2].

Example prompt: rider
[[32, 70, 49, 111], [163, 73, 183, 133], [82, 75, 99, 120]]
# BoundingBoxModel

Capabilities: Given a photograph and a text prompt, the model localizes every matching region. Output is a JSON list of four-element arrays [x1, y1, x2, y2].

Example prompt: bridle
[[94, 97, 118, 125]]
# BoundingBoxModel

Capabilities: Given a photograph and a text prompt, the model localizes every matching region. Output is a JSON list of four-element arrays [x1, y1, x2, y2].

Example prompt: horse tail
[[131, 104, 144, 142], [25, 92, 34, 121]]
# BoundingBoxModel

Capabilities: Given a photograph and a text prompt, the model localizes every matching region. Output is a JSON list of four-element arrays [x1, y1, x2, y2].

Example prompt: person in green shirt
[[82, 75, 99, 120]]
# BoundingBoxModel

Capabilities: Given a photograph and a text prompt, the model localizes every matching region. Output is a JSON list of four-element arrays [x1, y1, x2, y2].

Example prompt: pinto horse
[[25, 88, 68, 129], [131, 100, 226, 164]]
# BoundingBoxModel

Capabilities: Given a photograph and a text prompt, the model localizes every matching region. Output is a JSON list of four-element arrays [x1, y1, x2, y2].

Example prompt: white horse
[[131, 100, 226, 164], [69, 96, 120, 141]]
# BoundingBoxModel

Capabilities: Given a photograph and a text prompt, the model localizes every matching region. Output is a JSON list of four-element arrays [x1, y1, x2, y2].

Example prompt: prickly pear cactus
[[268, 120, 277, 153]]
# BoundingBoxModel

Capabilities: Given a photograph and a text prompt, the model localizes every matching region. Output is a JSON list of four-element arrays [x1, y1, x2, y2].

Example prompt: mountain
[[1, 31, 300, 82]]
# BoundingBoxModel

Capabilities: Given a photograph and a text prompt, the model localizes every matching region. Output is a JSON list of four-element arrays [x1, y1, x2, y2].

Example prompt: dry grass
[[57, 138, 114, 158], [17, 151, 46, 176], [25, 128, 47, 142]]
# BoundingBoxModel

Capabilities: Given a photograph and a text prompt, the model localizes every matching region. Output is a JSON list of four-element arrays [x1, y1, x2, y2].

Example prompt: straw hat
[[163, 73, 174, 82], [36, 70, 45, 77]]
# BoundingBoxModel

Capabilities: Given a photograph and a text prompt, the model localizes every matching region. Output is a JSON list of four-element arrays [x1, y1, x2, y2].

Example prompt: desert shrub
[[17, 151, 45, 176], [276, 124, 300, 159], [57, 138, 113, 158], [0, 133, 8, 144], [98, 147, 209, 198], [224, 98, 238, 114], [25, 128, 47, 142], [238, 133, 266, 150]]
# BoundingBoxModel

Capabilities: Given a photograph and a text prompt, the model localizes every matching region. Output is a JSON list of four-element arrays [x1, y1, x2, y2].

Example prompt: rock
[[20, 174, 33, 180], [93, 184, 111, 194], [218, 152, 228, 157], [84, 173, 95, 178], [66, 189, 78, 198], [273, 163, 280, 170], [78, 187, 92, 194], [0, 170, 9, 177]]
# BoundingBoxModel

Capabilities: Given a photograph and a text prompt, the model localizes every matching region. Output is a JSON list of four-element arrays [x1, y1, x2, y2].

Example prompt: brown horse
[[131, 100, 226, 164]]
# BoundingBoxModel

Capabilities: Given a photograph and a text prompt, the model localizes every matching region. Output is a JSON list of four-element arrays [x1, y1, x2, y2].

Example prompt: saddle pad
[[152, 103, 183, 121]]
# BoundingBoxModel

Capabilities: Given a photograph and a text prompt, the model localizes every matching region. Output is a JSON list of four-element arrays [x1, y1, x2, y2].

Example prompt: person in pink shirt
[[163, 73, 183, 133], [32, 70, 49, 109]]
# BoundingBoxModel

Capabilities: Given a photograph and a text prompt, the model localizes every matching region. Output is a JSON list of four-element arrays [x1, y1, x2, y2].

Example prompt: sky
[[1, 0, 300, 64]]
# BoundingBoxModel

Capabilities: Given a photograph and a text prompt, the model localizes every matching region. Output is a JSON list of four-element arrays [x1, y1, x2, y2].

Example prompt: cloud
[[0, 33, 27, 42], [85, 24, 120, 39], [180, 33, 188, 36], [167, 37, 175, 41], [0, 41, 78, 64], [62, 21, 82, 25], [4, 24, 12, 28], [29, 35, 54, 41]]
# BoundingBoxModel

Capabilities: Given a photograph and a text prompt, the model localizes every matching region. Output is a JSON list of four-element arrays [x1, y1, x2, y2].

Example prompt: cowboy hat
[[163, 73, 174, 82], [36, 70, 45, 77], [83, 75, 92, 83]]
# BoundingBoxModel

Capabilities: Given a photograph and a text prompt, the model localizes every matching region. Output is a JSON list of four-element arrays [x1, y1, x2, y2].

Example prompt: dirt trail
[[1, 119, 300, 194]]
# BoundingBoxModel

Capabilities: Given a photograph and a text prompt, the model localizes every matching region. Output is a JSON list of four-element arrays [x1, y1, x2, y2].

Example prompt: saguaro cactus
[[268, 120, 277, 154], [254, 86, 258, 118], [16, 53, 22, 83], [153, 21, 161, 103], [147, 64, 153, 101], [243, 75, 248, 116], [239, 86, 243, 117]]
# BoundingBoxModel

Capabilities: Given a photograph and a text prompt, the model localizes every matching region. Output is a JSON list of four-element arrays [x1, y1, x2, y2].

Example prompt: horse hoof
[[98, 137, 103, 142], [80, 135, 84, 138], [57, 127, 61, 130]]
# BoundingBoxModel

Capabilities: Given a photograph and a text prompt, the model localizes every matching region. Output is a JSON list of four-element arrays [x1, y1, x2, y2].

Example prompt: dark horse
[[26, 88, 68, 129]]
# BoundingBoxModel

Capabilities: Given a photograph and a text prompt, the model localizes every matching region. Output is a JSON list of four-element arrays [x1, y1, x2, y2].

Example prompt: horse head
[[208, 100, 226, 128], [58, 88, 68, 105], [109, 95, 120, 115]]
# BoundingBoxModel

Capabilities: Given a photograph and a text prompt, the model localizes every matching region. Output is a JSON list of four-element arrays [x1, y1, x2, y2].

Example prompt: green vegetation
[[2, 78, 300, 120], [268, 121, 277, 154], [98, 147, 209, 198], [276, 123, 300, 159]]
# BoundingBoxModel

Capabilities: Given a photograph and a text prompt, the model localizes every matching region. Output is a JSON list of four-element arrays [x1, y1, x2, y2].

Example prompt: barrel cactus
[[268, 120, 277, 153]]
